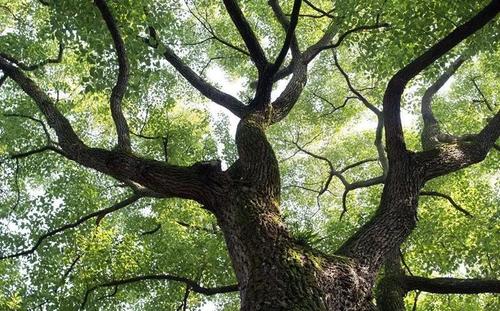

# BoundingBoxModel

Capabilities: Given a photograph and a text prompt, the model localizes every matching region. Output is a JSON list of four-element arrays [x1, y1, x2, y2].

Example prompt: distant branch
[[472, 78, 494, 113], [0, 194, 142, 260], [321, 22, 390, 51], [4, 113, 52, 143], [186, 2, 250, 57], [81, 274, 238, 308], [0, 43, 64, 72], [302, 0, 334, 18]]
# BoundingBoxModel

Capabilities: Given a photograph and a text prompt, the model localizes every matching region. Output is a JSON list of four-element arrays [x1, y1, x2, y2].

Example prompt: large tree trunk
[[212, 114, 375, 310], [215, 189, 375, 310]]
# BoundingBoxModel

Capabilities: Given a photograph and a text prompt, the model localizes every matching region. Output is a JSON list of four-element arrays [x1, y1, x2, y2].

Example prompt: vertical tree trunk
[[215, 190, 376, 310], [211, 114, 376, 310], [375, 249, 406, 311]]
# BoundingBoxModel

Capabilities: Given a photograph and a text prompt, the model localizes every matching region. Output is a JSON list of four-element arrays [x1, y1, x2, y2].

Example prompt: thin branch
[[176, 285, 190, 311], [412, 291, 421, 311], [289, 137, 384, 214], [321, 22, 390, 51], [4, 113, 52, 143], [0, 43, 64, 72], [140, 223, 161, 236], [420, 191, 472, 217], [303, 0, 335, 19], [185, 2, 250, 57], [8, 145, 65, 161], [81, 274, 238, 308], [176, 221, 219, 235], [339, 158, 379, 174], [0, 194, 142, 260], [313, 93, 356, 116], [333, 53, 380, 116], [333, 53, 388, 174], [94, 0, 132, 152], [471, 78, 494, 112]]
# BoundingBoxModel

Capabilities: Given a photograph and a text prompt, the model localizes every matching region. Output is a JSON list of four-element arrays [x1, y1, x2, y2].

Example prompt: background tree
[[0, 0, 499, 310]]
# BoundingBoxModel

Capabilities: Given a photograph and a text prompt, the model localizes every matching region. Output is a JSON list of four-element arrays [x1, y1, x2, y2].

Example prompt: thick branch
[[271, 0, 302, 73], [268, 0, 301, 58], [222, 0, 268, 70], [383, 0, 499, 162], [160, 44, 248, 118], [403, 276, 500, 294], [95, 0, 131, 152], [82, 274, 238, 308], [416, 110, 500, 181], [421, 56, 465, 150], [0, 194, 142, 260], [0, 56, 219, 203]]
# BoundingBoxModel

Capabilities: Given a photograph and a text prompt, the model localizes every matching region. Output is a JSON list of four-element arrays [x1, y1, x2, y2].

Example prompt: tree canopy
[[0, 0, 499, 310]]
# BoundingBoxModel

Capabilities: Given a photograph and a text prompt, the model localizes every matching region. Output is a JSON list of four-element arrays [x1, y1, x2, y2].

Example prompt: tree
[[0, 0, 499, 309]]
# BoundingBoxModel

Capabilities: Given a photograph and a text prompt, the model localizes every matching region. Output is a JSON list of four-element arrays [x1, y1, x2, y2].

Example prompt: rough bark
[[214, 115, 374, 310], [1, 1, 499, 310], [375, 249, 406, 311]]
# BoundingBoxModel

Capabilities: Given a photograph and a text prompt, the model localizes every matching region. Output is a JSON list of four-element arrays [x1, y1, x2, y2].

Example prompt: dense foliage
[[0, 0, 498, 310]]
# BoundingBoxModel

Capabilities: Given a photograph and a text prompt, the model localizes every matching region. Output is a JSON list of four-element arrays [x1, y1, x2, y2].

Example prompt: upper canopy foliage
[[0, 0, 498, 310]]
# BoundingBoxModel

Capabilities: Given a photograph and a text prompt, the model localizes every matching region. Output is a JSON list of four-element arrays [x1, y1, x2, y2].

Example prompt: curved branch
[[81, 274, 238, 308], [0, 194, 142, 260], [420, 191, 472, 217], [416, 110, 500, 181], [333, 54, 388, 175], [320, 22, 390, 51], [0, 55, 222, 204], [383, 0, 499, 162], [333, 52, 380, 115], [0, 43, 64, 72], [94, 0, 131, 152], [421, 56, 465, 150]]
